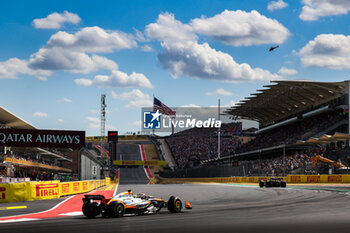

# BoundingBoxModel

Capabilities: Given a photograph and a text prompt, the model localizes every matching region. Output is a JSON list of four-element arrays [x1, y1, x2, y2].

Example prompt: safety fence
[[0, 177, 30, 183], [157, 175, 350, 184], [0, 177, 111, 203]]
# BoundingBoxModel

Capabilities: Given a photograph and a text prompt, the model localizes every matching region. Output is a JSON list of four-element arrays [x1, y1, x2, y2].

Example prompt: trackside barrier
[[0, 182, 29, 202], [0, 177, 110, 203], [156, 176, 283, 184], [287, 175, 350, 183], [157, 175, 350, 184]]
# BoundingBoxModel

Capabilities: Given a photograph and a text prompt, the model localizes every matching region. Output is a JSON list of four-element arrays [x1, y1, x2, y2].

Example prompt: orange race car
[[82, 190, 192, 218]]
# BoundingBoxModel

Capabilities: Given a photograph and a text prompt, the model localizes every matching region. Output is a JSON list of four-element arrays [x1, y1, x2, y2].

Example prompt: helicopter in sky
[[269, 45, 279, 51]]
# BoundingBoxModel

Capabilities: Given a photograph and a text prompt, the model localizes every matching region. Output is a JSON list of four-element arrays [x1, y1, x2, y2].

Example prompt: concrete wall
[[80, 153, 102, 180]]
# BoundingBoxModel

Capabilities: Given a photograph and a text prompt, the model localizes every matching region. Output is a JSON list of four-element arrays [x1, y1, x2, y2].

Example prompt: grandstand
[[0, 106, 80, 181], [160, 80, 350, 178]]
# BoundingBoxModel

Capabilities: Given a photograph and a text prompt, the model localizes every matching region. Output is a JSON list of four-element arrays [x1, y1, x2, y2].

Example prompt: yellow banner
[[27, 181, 60, 201], [113, 160, 167, 166], [287, 175, 350, 183], [0, 179, 108, 203], [0, 183, 29, 203]]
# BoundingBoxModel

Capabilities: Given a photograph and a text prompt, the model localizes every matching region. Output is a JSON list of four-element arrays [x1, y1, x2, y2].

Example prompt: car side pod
[[185, 201, 192, 209]]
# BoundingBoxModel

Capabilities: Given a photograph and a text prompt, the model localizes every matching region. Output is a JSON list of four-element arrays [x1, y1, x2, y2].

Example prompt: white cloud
[[158, 40, 281, 82], [74, 70, 153, 88], [90, 109, 99, 114], [147, 12, 282, 82], [106, 124, 118, 131], [111, 89, 152, 108], [47, 26, 137, 53], [0, 58, 52, 80], [209, 100, 237, 108], [33, 112, 48, 118], [299, 34, 350, 69], [190, 10, 290, 46], [32, 11, 81, 29], [300, 0, 350, 21], [75, 78, 93, 86], [206, 88, 233, 96], [57, 98, 72, 103], [180, 104, 201, 107], [146, 12, 197, 42], [28, 48, 118, 74], [87, 116, 116, 130], [87, 117, 100, 129], [268, 0, 288, 11], [27, 26, 138, 75], [278, 67, 298, 75], [58, 119, 64, 123], [229, 100, 237, 106], [134, 29, 147, 42], [141, 45, 154, 52]]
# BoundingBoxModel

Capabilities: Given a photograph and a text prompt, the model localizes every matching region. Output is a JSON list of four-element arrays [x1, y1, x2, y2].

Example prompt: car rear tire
[[259, 180, 265, 188], [281, 181, 287, 188], [107, 201, 125, 218], [168, 196, 182, 213], [82, 202, 100, 218]]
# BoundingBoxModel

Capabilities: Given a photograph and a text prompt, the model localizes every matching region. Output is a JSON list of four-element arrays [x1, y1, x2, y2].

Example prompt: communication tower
[[101, 94, 106, 137]]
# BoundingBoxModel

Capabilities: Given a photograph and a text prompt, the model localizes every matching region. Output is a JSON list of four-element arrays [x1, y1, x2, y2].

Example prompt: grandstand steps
[[158, 139, 176, 171]]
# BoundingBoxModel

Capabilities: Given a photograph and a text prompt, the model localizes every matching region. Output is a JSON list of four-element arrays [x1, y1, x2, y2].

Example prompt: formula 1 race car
[[259, 178, 287, 188], [82, 190, 192, 218]]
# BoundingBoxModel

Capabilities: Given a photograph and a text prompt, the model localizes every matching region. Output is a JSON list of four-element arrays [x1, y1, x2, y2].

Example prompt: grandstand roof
[[0, 106, 36, 129], [0, 106, 71, 161], [224, 80, 348, 125]]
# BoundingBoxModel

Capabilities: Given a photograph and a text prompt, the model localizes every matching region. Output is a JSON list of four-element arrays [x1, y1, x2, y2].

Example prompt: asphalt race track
[[2, 183, 350, 233], [117, 144, 150, 184]]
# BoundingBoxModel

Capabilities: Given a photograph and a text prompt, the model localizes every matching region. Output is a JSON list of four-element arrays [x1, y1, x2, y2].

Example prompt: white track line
[[0, 218, 40, 223], [0, 194, 77, 222]]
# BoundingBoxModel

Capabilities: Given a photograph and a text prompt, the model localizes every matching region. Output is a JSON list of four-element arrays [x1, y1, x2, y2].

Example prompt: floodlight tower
[[101, 94, 107, 137]]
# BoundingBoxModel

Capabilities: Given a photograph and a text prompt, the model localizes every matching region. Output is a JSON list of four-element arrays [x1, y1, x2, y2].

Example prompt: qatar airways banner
[[0, 128, 85, 149]]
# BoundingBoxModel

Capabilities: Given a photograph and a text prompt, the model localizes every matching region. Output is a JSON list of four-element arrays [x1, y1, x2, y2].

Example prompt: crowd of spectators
[[166, 134, 242, 169], [244, 146, 343, 176], [236, 109, 346, 154], [166, 109, 346, 170], [0, 151, 70, 180]]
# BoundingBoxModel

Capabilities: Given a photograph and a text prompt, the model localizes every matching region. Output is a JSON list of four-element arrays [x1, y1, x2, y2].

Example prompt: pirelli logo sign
[[36, 183, 59, 197]]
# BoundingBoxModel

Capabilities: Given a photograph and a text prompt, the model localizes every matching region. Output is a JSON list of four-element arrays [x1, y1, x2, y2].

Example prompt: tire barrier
[[0, 177, 111, 203]]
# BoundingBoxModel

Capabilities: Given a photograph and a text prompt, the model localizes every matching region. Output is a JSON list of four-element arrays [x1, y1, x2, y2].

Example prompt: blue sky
[[1, 0, 350, 136]]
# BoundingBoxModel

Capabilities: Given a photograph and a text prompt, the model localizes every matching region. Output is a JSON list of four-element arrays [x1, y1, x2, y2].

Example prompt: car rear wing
[[83, 194, 106, 203]]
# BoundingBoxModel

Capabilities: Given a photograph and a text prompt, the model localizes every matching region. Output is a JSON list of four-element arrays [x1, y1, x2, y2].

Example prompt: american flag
[[153, 97, 176, 116]]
